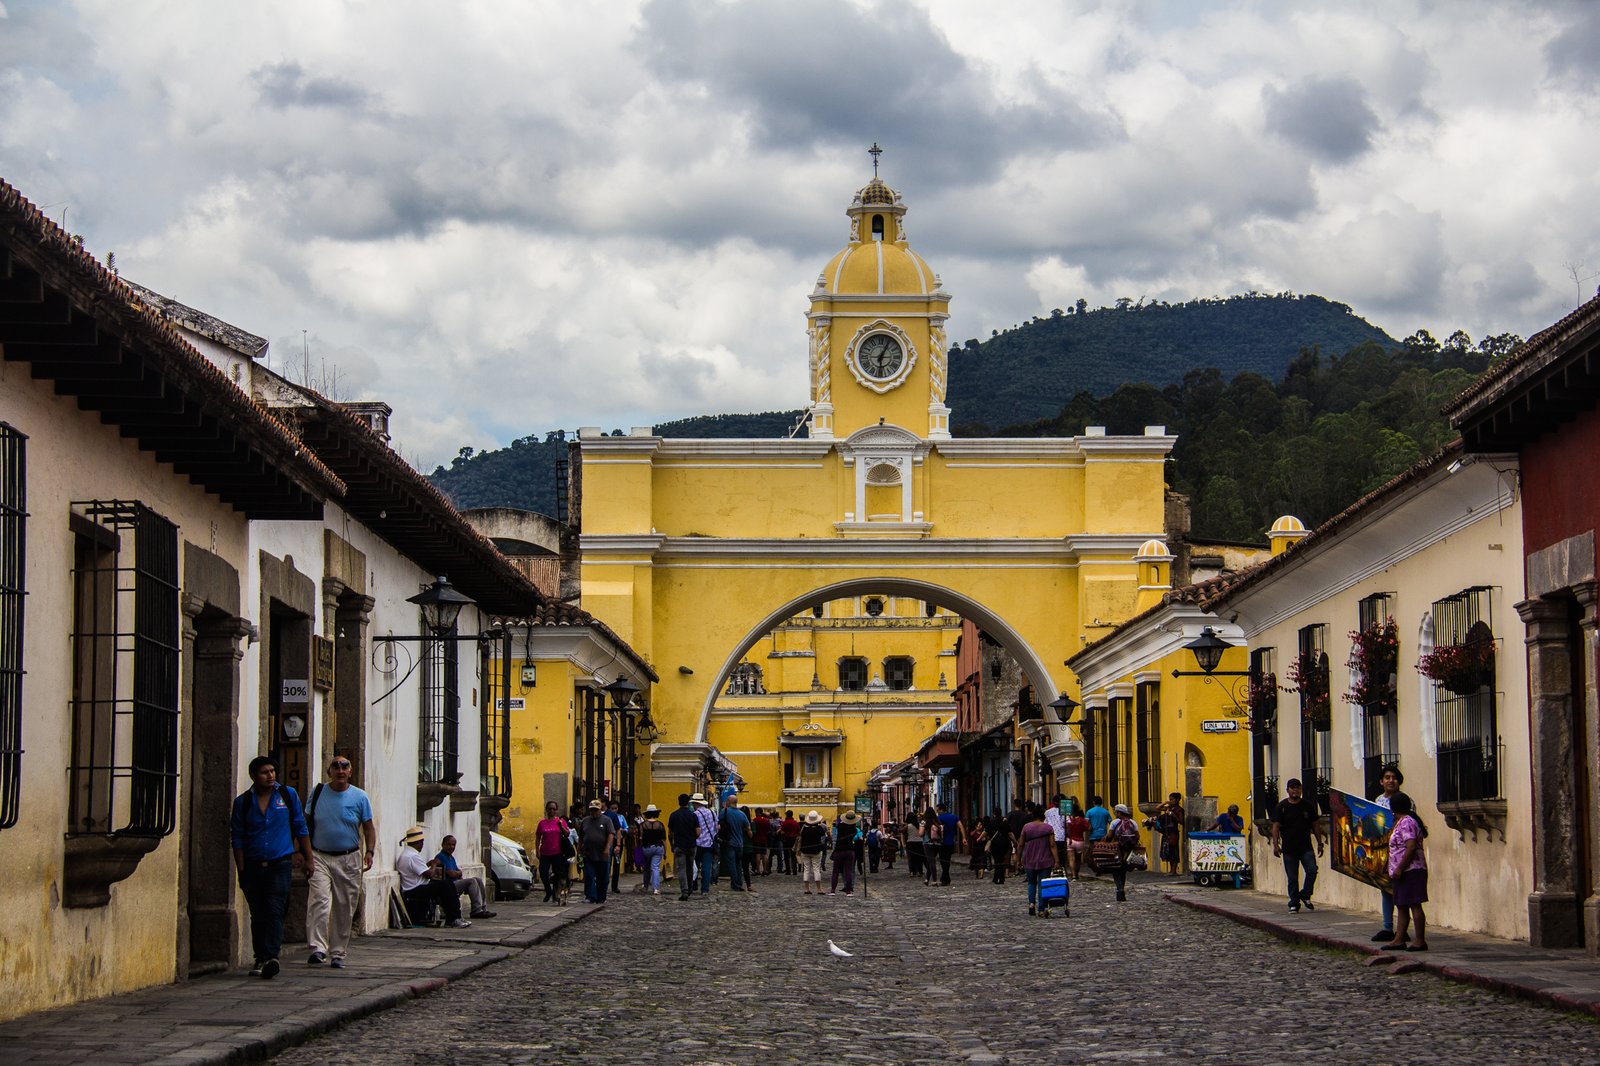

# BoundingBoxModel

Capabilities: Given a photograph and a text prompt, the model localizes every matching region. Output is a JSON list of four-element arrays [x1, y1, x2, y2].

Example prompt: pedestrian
[[882, 820, 899, 869], [831, 810, 862, 895], [799, 809, 828, 893], [535, 800, 571, 904], [1206, 804, 1245, 834], [903, 816, 924, 879], [605, 800, 628, 894], [638, 803, 666, 895], [751, 806, 771, 876], [1369, 764, 1405, 944], [781, 809, 801, 874], [968, 817, 988, 879], [434, 834, 495, 919], [579, 799, 616, 904], [986, 809, 1014, 884], [1154, 793, 1185, 876], [1107, 803, 1141, 902], [936, 803, 965, 886], [1019, 806, 1058, 917], [396, 825, 471, 928], [691, 792, 719, 895], [1269, 778, 1326, 914], [1084, 795, 1111, 844], [304, 754, 376, 969], [866, 821, 883, 872], [1044, 793, 1067, 869], [1064, 798, 1089, 881], [667, 794, 699, 901], [920, 807, 941, 886], [721, 795, 753, 893], [230, 755, 313, 979], [1382, 792, 1430, 952]]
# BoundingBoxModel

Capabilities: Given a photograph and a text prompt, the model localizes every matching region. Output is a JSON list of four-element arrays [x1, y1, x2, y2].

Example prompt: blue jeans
[[1283, 847, 1317, 906], [724, 844, 745, 890], [239, 856, 293, 963], [1026, 867, 1046, 907], [697, 846, 716, 893], [584, 855, 609, 903], [642, 844, 665, 891]]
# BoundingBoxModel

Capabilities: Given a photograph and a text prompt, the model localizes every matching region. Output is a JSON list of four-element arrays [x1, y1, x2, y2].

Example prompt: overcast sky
[[4, 0, 1597, 468]]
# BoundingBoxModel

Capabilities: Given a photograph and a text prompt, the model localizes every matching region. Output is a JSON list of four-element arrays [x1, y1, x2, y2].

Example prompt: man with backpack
[[230, 755, 313, 978], [1107, 803, 1142, 902]]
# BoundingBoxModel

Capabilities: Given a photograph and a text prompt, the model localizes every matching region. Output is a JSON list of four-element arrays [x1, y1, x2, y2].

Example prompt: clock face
[[857, 333, 904, 379]]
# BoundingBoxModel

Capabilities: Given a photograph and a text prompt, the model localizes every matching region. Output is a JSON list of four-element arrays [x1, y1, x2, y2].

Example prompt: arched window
[[838, 657, 868, 692], [871, 214, 884, 240]]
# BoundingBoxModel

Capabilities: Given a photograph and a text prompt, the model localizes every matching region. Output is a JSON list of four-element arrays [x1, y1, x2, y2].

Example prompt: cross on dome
[[868, 141, 883, 178]]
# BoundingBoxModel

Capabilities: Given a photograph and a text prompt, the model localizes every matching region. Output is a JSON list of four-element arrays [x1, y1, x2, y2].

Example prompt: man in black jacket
[[667, 793, 699, 901]]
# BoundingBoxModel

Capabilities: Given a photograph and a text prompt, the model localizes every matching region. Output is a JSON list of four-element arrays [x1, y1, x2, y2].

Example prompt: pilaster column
[[1572, 581, 1600, 954], [1516, 595, 1583, 947]]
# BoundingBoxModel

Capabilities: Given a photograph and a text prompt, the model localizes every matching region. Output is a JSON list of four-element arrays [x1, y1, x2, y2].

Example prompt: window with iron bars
[[1088, 698, 1134, 808], [838, 657, 868, 692], [68, 501, 180, 838], [1135, 682, 1161, 807], [1357, 593, 1400, 799], [419, 622, 459, 785], [576, 686, 606, 805], [1431, 586, 1501, 803], [884, 656, 914, 691], [0, 424, 24, 831], [1296, 623, 1331, 815], [479, 632, 512, 800], [1250, 647, 1279, 822]]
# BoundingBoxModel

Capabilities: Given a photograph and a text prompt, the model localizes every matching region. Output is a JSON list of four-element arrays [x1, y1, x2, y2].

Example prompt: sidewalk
[[1162, 878, 1600, 1018], [0, 898, 598, 1066]]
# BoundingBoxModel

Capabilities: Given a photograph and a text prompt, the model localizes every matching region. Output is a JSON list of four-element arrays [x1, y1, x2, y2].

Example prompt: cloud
[[252, 60, 379, 112], [1263, 75, 1381, 163]]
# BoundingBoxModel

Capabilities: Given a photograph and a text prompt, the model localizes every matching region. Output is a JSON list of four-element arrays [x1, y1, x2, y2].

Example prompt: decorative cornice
[[655, 439, 836, 459]]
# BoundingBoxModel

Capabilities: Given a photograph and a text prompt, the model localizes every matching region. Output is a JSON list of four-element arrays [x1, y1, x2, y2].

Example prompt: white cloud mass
[[2, 0, 1596, 467]]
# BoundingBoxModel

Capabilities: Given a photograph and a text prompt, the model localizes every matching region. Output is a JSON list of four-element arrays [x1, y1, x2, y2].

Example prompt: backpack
[[1113, 817, 1140, 847]]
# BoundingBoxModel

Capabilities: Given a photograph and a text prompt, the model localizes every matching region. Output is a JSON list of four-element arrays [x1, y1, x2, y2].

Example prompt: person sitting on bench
[[396, 825, 470, 928]]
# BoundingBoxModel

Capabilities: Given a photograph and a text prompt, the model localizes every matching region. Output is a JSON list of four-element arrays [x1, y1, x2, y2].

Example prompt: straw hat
[[690, 793, 707, 805], [643, 804, 660, 816], [402, 825, 426, 844], [842, 810, 859, 824], [804, 810, 822, 824], [588, 799, 604, 810]]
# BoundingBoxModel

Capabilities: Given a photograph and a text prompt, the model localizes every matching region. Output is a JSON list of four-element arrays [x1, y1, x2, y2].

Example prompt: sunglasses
[[330, 761, 352, 769]]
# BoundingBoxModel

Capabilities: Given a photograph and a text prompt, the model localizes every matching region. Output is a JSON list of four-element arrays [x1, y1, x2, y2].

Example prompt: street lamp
[[1171, 625, 1252, 718], [1047, 692, 1079, 724], [407, 575, 475, 634], [635, 705, 660, 745], [604, 674, 642, 709]]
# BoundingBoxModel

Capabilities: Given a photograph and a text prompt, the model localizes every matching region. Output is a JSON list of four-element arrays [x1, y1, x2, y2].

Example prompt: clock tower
[[806, 162, 951, 441]]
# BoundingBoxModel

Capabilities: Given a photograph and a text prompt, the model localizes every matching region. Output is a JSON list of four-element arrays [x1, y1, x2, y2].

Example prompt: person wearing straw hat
[[690, 792, 719, 896], [798, 810, 828, 893], [396, 825, 470, 929], [638, 803, 667, 895], [579, 799, 617, 904], [830, 810, 862, 895]]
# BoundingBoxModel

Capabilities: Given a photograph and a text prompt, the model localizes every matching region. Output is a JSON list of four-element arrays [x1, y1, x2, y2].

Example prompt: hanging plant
[[1287, 651, 1330, 728], [1344, 617, 1399, 713], [1418, 625, 1496, 696], [1248, 672, 1278, 730]]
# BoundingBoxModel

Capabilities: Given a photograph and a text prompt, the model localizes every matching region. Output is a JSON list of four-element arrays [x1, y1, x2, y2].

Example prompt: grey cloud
[[253, 61, 379, 112], [1545, 2, 1600, 79], [634, 0, 1114, 186], [1263, 76, 1380, 164]]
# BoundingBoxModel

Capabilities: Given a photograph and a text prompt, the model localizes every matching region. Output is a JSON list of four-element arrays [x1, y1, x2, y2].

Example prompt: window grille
[[68, 501, 179, 838], [1135, 682, 1161, 805], [1357, 594, 1399, 798], [479, 631, 512, 799], [419, 622, 459, 784], [1250, 647, 1278, 821], [1431, 587, 1501, 802], [1296, 623, 1331, 814], [577, 686, 606, 804], [884, 656, 914, 691], [838, 657, 867, 692], [0, 424, 24, 831]]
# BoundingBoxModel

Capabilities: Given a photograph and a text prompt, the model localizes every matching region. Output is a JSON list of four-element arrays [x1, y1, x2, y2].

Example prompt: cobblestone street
[[268, 868, 1600, 1065]]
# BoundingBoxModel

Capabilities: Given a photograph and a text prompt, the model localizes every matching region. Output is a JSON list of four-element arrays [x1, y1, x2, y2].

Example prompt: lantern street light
[[407, 575, 475, 634], [1047, 692, 1080, 724], [1171, 625, 1252, 717]]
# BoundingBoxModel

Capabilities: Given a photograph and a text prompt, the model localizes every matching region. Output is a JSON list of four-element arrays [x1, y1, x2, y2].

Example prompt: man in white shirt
[[396, 825, 470, 929], [1044, 794, 1067, 862]]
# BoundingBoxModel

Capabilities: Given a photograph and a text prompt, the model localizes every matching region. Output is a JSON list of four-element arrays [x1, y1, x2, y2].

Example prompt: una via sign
[[1201, 719, 1239, 733]]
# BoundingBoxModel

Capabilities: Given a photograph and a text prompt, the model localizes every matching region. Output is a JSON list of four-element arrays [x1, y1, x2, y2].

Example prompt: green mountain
[[945, 292, 1395, 434]]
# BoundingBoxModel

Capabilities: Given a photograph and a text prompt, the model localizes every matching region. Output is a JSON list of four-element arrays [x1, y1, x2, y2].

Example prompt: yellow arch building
[[576, 170, 1176, 816]]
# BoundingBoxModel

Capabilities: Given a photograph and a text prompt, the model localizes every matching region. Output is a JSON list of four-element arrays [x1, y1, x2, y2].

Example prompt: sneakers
[[446, 918, 473, 928], [308, 950, 327, 965], [260, 958, 280, 980], [1288, 903, 1300, 913], [1302, 900, 1315, 911], [248, 962, 264, 977], [469, 909, 497, 919], [330, 957, 345, 969]]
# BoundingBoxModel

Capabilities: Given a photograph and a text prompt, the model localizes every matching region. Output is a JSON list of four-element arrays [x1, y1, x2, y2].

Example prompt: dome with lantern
[[816, 172, 941, 297]]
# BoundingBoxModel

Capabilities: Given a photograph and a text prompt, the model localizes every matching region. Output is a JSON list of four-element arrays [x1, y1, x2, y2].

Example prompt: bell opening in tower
[[872, 215, 884, 241]]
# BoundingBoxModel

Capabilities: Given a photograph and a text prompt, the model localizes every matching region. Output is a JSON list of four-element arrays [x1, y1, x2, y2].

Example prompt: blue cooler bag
[[1039, 874, 1069, 905]]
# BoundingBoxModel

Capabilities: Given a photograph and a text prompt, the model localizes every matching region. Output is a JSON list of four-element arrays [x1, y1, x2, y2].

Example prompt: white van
[[488, 831, 534, 900]]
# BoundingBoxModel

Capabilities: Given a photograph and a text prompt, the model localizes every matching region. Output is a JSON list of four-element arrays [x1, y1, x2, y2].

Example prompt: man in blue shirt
[[230, 756, 312, 978], [1085, 795, 1112, 842], [434, 834, 495, 919], [305, 755, 376, 969], [605, 800, 629, 894], [720, 797, 752, 892], [936, 804, 966, 886]]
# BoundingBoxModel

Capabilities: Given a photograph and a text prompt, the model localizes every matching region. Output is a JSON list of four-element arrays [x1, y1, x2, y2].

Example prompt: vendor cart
[[1187, 832, 1251, 888]]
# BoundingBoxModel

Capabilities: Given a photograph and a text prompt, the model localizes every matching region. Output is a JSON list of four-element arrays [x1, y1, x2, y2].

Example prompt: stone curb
[[1165, 892, 1600, 1020], [143, 909, 594, 1066]]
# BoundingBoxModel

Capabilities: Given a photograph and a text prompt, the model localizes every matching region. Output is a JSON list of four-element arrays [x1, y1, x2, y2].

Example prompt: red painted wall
[[1521, 413, 1600, 559]]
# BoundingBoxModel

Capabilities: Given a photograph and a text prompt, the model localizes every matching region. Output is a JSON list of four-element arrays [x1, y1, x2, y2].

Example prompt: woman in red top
[[1064, 797, 1090, 881], [534, 801, 570, 903]]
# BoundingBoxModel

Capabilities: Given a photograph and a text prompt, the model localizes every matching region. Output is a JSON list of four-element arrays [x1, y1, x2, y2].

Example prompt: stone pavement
[[268, 866, 1599, 1065], [0, 898, 596, 1066], [1166, 877, 1600, 1018]]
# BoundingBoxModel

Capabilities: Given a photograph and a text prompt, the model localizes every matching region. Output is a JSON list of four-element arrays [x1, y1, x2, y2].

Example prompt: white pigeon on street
[[827, 940, 854, 958]]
